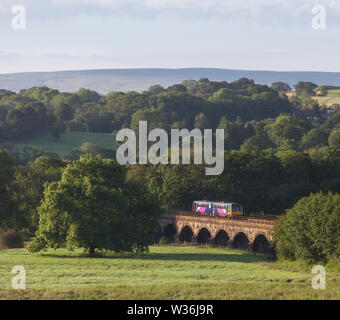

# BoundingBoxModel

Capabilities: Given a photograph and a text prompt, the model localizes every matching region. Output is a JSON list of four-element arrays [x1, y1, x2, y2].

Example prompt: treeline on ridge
[[1, 78, 340, 154]]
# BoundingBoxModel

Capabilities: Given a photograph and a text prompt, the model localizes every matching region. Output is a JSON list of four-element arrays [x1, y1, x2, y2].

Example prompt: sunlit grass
[[0, 245, 339, 299], [313, 89, 340, 106]]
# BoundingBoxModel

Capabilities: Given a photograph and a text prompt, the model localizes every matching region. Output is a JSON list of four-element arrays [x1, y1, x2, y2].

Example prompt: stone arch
[[213, 230, 230, 247], [232, 232, 249, 251], [179, 226, 194, 243], [252, 234, 270, 254], [162, 224, 177, 243], [197, 228, 212, 245]]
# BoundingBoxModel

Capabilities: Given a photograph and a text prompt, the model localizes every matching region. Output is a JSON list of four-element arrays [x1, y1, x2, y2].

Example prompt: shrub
[[273, 192, 340, 263], [329, 128, 340, 148], [0, 229, 24, 249], [159, 236, 171, 245]]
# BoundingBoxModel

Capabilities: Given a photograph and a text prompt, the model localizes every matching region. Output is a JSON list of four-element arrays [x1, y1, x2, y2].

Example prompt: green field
[[314, 89, 340, 106], [0, 245, 339, 300], [10, 131, 115, 159]]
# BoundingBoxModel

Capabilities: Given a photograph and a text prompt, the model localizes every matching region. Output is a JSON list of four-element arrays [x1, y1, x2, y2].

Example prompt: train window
[[194, 202, 212, 213], [232, 204, 242, 211]]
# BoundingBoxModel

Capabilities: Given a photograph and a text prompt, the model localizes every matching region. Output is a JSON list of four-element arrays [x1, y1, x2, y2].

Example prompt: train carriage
[[192, 201, 213, 214], [193, 200, 243, 217]]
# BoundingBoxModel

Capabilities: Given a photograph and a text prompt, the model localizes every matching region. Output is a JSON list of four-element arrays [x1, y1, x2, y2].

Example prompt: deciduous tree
[[29, 155, 161, 255]]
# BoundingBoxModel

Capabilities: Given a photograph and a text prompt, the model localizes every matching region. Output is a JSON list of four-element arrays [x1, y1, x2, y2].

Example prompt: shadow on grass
[[36, 250, 271, 264]]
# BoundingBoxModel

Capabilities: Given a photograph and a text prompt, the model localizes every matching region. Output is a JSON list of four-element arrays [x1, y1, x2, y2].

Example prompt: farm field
[[0, 245, 339, 300], [314, 89, 340, 106], [9, 131, 116, 159]]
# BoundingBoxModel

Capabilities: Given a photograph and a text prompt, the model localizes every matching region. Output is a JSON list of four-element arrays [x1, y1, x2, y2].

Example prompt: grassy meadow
[[0, 245, 339, 300], [314, 89, 340, 106], [11, 131, 116, 159]]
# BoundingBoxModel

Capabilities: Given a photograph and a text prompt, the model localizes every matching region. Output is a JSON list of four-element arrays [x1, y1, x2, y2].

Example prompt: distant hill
[[1, 68, 340, 94]]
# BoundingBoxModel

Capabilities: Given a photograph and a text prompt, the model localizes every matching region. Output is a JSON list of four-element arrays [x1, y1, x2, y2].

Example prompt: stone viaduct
[[159, 211, 278, 254]]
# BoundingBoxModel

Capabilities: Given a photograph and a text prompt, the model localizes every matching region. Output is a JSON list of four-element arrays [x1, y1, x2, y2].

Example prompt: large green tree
[[194, 112, 210, 129], [271, 82, 291, 92], [10, 157, 66, 234], [274, 192, 340, 263], [328, 128, 340, 148], [0, 149, 14, 230], [301, 128, 330, 149], [294, 81, 318, 96], [265, 114, 309, 150], [29, 155, 161, 255]]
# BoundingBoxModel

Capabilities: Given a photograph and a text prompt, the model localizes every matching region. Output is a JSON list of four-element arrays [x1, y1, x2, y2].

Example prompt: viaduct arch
[[159, 211, 277, 254]]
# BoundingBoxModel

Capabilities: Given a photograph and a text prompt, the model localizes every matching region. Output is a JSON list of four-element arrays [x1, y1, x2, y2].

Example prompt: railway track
[[165, 210, 279, 222]]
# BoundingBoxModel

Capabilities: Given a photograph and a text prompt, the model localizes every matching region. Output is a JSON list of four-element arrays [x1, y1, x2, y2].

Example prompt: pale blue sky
[[0, 0, 339, 73]]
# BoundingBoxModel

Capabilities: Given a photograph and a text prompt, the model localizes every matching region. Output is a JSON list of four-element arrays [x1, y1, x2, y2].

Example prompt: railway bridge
[[159, 211, 278, 254]]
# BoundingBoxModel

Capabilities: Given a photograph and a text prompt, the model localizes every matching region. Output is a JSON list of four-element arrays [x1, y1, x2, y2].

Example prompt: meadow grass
[[11, 131, 116, 158], [0, 245, 339, 300], [314, 89, 340, 106]]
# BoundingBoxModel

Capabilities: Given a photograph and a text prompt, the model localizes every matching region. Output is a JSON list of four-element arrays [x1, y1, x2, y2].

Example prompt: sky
[[0, 0, 340, 74]]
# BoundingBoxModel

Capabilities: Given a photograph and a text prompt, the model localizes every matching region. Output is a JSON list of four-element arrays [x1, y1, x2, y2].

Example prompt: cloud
[[1, 0, 340, 26]]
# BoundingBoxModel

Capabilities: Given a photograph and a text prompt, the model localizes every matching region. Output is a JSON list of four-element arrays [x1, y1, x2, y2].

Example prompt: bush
[[159, 236, 171, 245], [0, 229, 24, 249], [329, 128, 340, 148], [273, 192, 340, 263]]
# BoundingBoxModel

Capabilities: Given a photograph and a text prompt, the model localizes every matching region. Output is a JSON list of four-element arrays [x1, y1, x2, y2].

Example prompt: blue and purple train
[[192, 201, 244, 217]]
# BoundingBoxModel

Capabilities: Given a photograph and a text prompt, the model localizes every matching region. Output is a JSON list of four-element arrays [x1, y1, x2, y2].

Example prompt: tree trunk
[[88, 243, 96, 256]]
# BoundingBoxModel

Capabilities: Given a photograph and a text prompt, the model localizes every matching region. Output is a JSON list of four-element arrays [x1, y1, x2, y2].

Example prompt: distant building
[[314, 87, 328, 96], [292, 108, 318, 120], [320, 107, 334, 117], [293, 107, 335, 120]]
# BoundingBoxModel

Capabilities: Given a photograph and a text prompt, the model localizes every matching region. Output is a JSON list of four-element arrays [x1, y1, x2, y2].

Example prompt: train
[[192, 200, 244, 217]]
